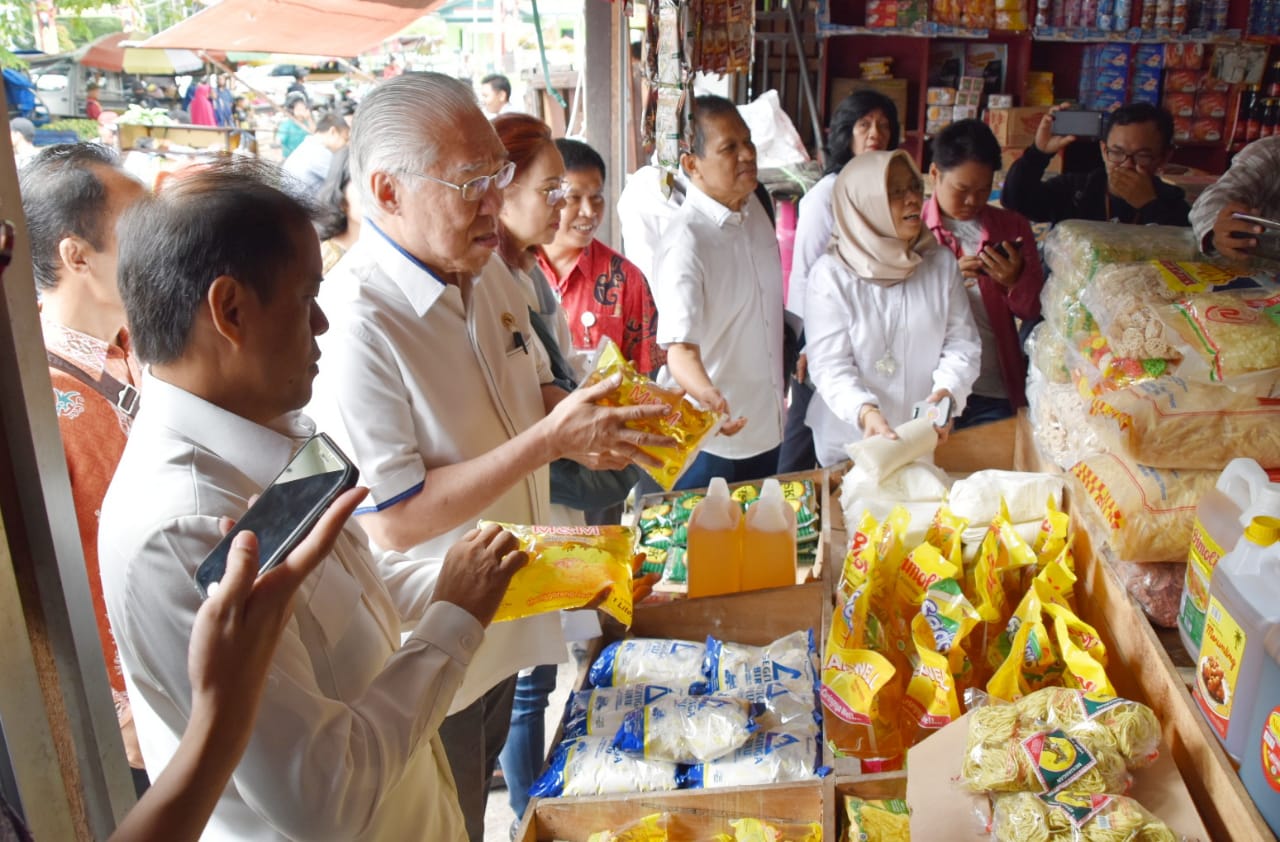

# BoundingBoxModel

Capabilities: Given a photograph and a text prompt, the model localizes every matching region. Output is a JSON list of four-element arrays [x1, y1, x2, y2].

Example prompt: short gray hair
[[349, 72, 482, 213]]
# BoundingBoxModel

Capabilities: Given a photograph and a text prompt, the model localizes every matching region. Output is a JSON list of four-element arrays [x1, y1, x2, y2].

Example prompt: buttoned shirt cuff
[[356, 464, 428, 515], [405, 600, 486, 666]]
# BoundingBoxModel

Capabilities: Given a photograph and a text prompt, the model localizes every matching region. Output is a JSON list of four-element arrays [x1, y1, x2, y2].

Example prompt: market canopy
[[141, 0, 446, 58], [77, 31, 208, 75]]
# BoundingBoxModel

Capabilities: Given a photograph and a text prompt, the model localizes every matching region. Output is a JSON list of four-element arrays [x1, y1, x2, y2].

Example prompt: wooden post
[[0, 96, 135, 840], [583, 0, 623, 249]]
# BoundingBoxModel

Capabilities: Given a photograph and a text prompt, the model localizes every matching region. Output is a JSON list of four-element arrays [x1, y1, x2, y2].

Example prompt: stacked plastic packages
[[1025, 220, 1280, 626]]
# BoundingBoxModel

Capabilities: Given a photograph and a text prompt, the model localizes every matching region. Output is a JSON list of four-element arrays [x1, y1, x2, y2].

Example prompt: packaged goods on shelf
[[577, 810, 821, 842], [990, 791, 1179, 841], [1109, 557, 1185, 628], [844, 795, 911, 841], [680, 730, 822, 788], [612, 695, 760, 763], [927, 86, 958, 105], [529, 735, 681, 797], [1069, 453, 1219, 562], [589, 637, 711, 693], [1163, 288, 1280, 383]]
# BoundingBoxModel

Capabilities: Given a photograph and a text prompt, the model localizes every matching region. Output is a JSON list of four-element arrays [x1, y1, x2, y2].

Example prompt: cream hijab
[[829, 149, 933, 286]]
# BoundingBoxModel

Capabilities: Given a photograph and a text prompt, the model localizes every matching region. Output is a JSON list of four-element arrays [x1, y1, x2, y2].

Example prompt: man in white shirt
[[282, 112, 349, 196], [653, 94, 787, 489], [479, 72, 522, 118], [307, 72, 671, 841], [99, 160, 528, 841]]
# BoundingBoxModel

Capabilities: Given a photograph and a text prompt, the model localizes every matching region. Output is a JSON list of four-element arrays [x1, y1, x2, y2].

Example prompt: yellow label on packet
[[1195, 596, 1245, 739], [1033, 496, 1072, 569], [820, 640, 901, 760], [1045, 601, 1113, 696], [583, 338, 722, 491], [483, 522, 636, 627], [1151, 259, 1243, 295], [904, 611, 960, 736], [1180, 517, 1228, 651], [895, 544, 960, 612]]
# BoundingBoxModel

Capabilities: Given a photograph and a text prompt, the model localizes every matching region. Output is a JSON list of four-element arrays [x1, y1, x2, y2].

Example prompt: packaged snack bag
[[585, 812, 671, 842], [564, 684, 680, 738], [484, 522, 636, 625], [679, 731, 820, 789], [705, 630, 820, 702], [1018, 687, 1161, 769], [589, 637, 711, 693], [612, 695, 760, 763], [1165, 289, 1280, 383], [730, 818, 821, 842], [844, 795, 910, 842], [583, 338, 722, 490]]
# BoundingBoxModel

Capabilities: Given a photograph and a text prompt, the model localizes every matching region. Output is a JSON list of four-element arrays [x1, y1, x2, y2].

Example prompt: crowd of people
[[6, 64, 1280, 842]]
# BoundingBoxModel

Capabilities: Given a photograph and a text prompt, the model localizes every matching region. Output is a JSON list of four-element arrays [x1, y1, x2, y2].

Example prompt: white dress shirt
[[803, 247, 982, 467], [281, 135, 334, 195], [98, 374, 480, 842], [653, 182, 787, 460], [308, 224, 566, 708], [616, 165, 686, 283], [787, 171, 837, 324]]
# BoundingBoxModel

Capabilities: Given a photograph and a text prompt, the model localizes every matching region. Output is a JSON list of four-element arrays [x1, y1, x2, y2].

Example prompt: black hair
[[313, 146, 352, 242], [687, 94, 743, 157], [480, 73, 511, 98], [117, 158, 317, 364], [555, 137, 606, 179], [1105, 102, 1175, 150], [314, 112, 348, 134], [931, 118, 1003, 173], [824, 89, 900, 175], [18, 144, 120, 291]]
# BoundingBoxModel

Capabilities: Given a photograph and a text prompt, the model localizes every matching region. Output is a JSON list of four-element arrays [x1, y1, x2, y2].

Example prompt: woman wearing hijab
[[803, 150, 981, 467]]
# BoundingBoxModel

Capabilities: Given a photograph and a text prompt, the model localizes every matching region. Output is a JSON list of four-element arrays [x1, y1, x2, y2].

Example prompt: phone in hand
[[1051, 110, 1105, 139], [1229, 212, 1280, 262], [194, 433, 358, 599], [990, 237, 1025, 259], [912, 396, 953, 427]]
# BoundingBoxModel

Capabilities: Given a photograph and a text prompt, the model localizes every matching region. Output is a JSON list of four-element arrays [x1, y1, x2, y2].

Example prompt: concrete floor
[[483, 659, 577, 841]]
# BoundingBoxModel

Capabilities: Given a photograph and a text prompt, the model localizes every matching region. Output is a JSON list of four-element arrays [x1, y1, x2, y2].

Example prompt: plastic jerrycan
[[686, 477, 742, 598], [1239, 624, 1280, 838], [1192, 516, 1280, 760], [741, 478, 797, 592], [1179, 458, 1280, 661]]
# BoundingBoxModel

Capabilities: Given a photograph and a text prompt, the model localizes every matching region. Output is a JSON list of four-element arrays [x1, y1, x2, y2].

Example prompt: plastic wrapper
[[589, 637, 711, 693], [718, 681, 821, 737], [1041, 222, 1202, 300], [583, 337, 722, 490], [947, 471, 1065, 529], [1107, 557, 1185, 629], [990, 791, 1178, 841], [586, 813, 671, 842], [729, 818, 822, 842], [613, 695, 759, 763], [529, 735, 679, 797], [1019, 687, 1161, 769], [564, 684, 680, 738], [1026, 365, 1104, 471], [1027, 322, 1073, 386], [1068, 454, 1218, 562], [1086, 375, 1280, 470], [843, 795, 910, 841], [1078, 263, 1186, 361], [483, 522, 636, 626], [903, 578, 981, 743], [840, 461, 951, 551], [679, 731, 820, 789], [1162, 289, 1280, 383], [705, 630, 820, 701]]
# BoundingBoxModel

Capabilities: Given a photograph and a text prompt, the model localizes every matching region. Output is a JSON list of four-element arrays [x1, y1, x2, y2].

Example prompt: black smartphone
[[1051, 110, 1105, 139], [193, 433, 358, 599], [991, 237, 1025, 259], [1230, 212, 1280, 262]]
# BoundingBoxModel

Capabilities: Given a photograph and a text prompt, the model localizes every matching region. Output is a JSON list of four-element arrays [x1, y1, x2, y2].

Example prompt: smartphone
[[991, 237, 1025, 259], [1051, 110, 1105, 139], [193, 433, 358, 599], [912, 396, 953, 427], [1230, 213, 1280, 262]]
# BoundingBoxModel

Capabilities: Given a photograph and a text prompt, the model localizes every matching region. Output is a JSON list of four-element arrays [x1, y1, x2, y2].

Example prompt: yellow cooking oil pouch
[[1044, 602, 1113, 697], [582, 338, 722, 490], [988, 582, 1060, 702], [729, 818, 821, 842], [484, 522, 636, 626], [925, 505, 969, 568], [821, 639, 902, 761], [1033, 496, 1073, 572]]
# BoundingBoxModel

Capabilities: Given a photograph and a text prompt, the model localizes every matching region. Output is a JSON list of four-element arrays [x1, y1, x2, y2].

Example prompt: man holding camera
[[1190, 135, 1280, 262], [1001, 101, 1190, 227]]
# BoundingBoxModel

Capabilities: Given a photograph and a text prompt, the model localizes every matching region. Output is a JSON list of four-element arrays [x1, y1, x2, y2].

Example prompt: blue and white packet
[[677, 730, 823, 789], [588, 637, 710, 693], [704, 630, 820, 725], [611, 695, 760, 763], [718, 680, 822, 736], [528, 735, 679, 798], [562, 684, 679, 738]]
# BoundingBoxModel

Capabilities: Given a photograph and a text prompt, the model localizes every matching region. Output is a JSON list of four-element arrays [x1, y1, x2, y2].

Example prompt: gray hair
[[349, 72, 482, 214]]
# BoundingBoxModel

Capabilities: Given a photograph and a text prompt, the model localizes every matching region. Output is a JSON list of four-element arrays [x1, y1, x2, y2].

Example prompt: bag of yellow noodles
[[990, 791, 1177, 842], [1017, 687, 1161, 769], [483, 522, 637, 626], [844, 795, 910, 841], [582, 338, 722, 490]]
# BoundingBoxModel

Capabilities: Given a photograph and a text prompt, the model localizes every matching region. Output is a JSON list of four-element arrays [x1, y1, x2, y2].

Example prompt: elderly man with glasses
[[307, 73, 671, 842], [1001, 101, 1190, 227]]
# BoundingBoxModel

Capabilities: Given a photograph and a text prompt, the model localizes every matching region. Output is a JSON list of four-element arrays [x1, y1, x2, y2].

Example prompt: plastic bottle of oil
[[741, 478, 797, 592], [1178, 458, 1280, 661], [1238, 623, 1280, 838], [1192, 516, 1280, 761], [686, 477, 742, 598]]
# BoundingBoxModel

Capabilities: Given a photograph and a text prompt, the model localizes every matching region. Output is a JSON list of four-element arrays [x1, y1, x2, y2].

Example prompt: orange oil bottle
[[686, 477, 742, 598], [741, 478, 797, 591]]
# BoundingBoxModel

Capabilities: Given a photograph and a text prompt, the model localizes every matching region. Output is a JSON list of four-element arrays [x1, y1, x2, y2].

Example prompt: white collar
[[684, 181, 750, 228], [137, 371, 315, 489], [360, 221, 450, 318]]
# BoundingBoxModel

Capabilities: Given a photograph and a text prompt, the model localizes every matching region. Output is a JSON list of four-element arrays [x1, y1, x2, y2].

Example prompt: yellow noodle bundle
[[844, 795, 910, 841], [991, 791, 1178, 842]]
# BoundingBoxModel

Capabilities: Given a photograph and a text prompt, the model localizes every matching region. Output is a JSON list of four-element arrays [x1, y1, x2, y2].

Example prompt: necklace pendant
[[875, 353, 898, 377]]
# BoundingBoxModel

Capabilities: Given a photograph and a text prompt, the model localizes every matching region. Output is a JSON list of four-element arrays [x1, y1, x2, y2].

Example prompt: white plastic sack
[[736, 89, 809, 169]]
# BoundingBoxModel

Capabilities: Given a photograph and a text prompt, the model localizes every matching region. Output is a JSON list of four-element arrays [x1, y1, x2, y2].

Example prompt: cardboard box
[[986, 106, 1051, 148], [827, 77, 909, 143], [999, 144, 1063, 175]]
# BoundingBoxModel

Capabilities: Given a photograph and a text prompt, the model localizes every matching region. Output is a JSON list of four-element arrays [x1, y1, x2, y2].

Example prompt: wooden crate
[[516, 781, 825, 841], [633, 468, 835, 594]]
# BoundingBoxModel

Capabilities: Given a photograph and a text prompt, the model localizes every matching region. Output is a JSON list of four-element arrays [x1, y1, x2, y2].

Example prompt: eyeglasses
[[513, 181, 570, 206], [1104, 147, 1158, 169], [888, 180, 925, 202], [407, 160, 516, 202]]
